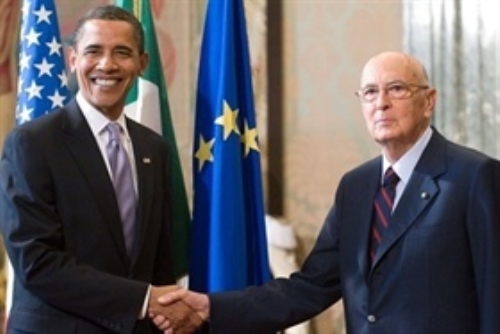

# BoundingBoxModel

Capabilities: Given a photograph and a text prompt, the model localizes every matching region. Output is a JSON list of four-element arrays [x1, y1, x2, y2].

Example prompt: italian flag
[[116, 0, 191, 278]]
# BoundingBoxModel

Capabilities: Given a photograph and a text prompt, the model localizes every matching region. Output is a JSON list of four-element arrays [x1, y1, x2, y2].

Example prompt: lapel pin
[[142, 157, 151, 164], [421, 192, 429, 199]]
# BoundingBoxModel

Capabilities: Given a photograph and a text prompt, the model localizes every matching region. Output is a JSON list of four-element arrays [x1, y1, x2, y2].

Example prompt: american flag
[[16, 0, 71, 125]]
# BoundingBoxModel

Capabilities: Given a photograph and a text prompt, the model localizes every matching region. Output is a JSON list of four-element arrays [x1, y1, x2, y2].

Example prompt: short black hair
[[71, 5, 145, 54]]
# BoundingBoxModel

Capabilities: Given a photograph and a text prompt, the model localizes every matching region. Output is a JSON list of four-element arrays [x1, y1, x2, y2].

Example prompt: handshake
[[148, 286, 209, 333]]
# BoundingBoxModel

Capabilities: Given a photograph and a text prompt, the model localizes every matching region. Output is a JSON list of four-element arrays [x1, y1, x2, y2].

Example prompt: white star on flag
[[16, 0, 71, 125], [34, 58, 54, 77], [19, 52, 32, 71], [17, 106, 34, 124], [48, 89, 67, 108], [25, 80, 43, 100], [24, 28, 41, 46], [33, 5, 52, 24], [46, 37, 62, 55], [58, 71, 68, 88]]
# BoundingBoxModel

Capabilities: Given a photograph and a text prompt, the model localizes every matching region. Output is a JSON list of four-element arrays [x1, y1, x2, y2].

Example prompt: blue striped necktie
[[106, 122, 137, 256], [370, 167, 399, 261]]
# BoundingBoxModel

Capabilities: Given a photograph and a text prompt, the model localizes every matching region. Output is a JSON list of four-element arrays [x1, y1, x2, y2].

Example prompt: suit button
[[367, 315, 376, 323]]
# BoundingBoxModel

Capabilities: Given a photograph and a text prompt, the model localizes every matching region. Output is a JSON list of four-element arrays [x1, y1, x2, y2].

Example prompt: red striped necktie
[[370, 167, 400, 261]]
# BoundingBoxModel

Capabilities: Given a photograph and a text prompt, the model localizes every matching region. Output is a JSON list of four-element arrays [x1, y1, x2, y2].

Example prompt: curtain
[[403, 0, 500, 157]]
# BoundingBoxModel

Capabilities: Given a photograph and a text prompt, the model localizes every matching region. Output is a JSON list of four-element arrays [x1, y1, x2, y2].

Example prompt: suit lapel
[[371, 130, 447, 268], [61, 100, 129, 264], [372, 172, 439, 266], [126, 120, 156, 265], [356, 161, 382, 275]]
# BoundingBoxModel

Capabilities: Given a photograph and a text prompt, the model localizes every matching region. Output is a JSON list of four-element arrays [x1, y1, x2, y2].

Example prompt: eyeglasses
[[355, 82, 429, 103]]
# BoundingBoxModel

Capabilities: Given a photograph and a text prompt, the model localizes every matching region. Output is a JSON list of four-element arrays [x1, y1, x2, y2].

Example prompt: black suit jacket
[[0, 99, 175, 333], [209, 130, 500, 334]]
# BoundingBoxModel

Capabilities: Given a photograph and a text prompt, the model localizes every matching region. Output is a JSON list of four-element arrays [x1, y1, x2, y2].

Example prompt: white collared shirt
[[76, 92, 138, 193], [382, 126, 433, 209]]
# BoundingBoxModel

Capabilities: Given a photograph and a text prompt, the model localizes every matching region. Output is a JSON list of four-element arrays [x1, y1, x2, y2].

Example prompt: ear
[[68, 47, 77, 72], [424, 88, 437, 118], [139, 52, 149, 76]]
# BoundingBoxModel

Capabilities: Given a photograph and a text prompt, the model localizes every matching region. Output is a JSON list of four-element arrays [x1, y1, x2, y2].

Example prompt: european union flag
[[189, 0, 271, 292], [16, 0, 71, 124]]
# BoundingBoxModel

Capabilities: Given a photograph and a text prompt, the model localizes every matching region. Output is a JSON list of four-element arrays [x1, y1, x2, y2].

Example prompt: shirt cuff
[[138, 285, 151, 319]]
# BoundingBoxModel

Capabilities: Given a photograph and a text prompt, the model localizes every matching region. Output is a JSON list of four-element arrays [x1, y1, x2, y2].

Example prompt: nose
[[96, 54, 118, 71], [374, 89, 391, 110]]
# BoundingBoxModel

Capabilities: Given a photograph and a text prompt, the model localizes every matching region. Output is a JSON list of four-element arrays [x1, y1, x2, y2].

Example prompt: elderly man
[[155, 51, 500, 334]]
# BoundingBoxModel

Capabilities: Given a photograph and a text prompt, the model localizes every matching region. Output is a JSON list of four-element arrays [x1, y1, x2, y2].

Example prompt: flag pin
[[143, 157, 151, 164]]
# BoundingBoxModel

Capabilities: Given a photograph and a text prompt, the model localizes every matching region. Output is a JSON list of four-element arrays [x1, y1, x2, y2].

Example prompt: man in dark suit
[[0, 5, 199, 334], [154, 51, 500, 333]]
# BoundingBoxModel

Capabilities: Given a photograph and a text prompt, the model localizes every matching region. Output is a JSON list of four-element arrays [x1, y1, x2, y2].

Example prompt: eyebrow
[[361, 80, 407, 88], [114, 45, 134, 52], [81, 44, 135, 53]]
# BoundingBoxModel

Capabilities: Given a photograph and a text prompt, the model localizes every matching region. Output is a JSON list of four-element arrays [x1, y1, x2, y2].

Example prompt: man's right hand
[[150, 287, 210, 333], [148, 286, 204, 333]]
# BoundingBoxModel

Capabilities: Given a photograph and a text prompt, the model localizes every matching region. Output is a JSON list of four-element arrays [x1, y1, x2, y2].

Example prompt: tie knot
[[107, 122, 122, 142], [383, 167, 400, 187]]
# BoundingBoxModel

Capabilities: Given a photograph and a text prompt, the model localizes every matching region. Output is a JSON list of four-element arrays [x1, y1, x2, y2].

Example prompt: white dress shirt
[[76, 92, 138, 193], [382, 126, 433, 210]]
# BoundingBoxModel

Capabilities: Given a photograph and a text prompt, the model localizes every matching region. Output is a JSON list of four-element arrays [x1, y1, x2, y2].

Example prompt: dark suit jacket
[[0, 99, 176, 333], [209, 129, 500, 334]]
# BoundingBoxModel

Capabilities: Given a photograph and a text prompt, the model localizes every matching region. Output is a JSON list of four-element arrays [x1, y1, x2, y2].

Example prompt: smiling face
[[69, 19, 148, 120], [359, 52, 437, 162]]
